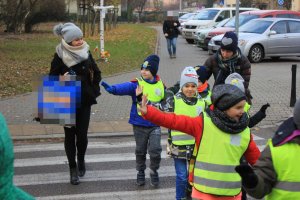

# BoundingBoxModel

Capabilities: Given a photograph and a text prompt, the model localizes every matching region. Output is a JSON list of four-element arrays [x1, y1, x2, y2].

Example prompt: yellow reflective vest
[[266, 140, 300, 200], [192, 112, 251, 196], [136, 77, 164, 115], [171, 96, 205, 146]]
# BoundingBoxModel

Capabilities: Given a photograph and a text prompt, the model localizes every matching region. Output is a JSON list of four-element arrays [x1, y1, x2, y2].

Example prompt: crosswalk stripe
[[14, 165, 175, 186], [36, 188, 176, 200]]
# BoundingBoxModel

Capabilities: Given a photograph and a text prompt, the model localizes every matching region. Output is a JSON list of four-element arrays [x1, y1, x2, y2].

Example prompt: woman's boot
[[70, 167, 80, 185], [78, 160, 86, 177]]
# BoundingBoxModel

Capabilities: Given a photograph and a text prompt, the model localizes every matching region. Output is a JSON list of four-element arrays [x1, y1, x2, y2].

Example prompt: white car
[[208, 18, 300, 63]]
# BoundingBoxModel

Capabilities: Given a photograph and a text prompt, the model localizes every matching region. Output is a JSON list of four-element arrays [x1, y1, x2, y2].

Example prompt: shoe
[[70, 167, 80, 185], [150, 170, 159, 187], [173, 54, 176, 58], [169, 55, 173, 59], [78, 160, 86, 177], [136, 170, 145, 186]]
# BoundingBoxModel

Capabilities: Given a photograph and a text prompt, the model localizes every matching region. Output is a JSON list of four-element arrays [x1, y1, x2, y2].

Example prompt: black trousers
[[64, 105, 91, 168]]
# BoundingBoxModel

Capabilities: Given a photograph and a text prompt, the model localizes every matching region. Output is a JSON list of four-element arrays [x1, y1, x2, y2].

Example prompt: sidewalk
[[1, 26, 299, 140]]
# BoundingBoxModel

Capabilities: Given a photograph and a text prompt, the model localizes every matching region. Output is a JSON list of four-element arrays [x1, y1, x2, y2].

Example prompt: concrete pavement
[[0, 26, 299, 140]]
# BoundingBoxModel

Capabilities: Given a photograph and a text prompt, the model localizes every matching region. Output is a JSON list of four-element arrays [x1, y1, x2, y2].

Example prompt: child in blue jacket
[[101, 54, 165, 187]]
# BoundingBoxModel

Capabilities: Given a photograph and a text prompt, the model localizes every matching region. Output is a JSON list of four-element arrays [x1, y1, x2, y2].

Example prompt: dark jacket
[[163, 19, 180, 39], [244, 118, 300, 199], [50, 52, 101, 106], [204, 49, 252, 103]]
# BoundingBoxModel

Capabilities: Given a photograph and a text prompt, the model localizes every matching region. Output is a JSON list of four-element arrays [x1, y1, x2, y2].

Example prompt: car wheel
[[186, 39, 194, 44], [271, 56, 280, 61], [248, 45, 264, 63]]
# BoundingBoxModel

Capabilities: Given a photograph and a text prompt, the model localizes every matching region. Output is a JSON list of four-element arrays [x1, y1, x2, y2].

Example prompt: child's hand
[[164, 33, 168, 37], [101, 81, 114, 94], [135, 85, 143, 96], [139, 94, 148, 115], [174, 23, 177, 26]]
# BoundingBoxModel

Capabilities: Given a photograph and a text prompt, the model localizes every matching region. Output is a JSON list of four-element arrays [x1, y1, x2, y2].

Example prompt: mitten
[[260, 103, 270, 114], [101, 81, 115, 94], [235, 164, 258, 188]]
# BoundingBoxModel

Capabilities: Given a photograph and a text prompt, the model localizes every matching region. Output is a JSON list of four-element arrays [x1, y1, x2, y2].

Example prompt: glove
[[260, 103, 270, 114], [101, 81, 114, 94], [235, 164, 258, 188]]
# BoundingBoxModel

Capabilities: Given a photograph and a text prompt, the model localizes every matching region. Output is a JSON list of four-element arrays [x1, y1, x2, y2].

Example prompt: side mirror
[[268, 30, 277, 36]]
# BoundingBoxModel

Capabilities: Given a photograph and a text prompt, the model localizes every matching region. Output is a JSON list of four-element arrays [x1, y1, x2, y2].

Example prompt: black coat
[[50, 52, 102, 106], [163, 19, 180, 39]]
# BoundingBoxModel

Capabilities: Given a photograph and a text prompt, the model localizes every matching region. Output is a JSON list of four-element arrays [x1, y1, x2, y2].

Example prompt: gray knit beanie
[[294, 98, 300, 129], [180, 66, 199, 89], [212, 84, 246, 111], [225, 73, 245, 93], [53, 23, 83, 43]]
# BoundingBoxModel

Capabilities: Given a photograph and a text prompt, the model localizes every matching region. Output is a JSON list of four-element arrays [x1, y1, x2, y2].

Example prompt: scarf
[[208, 107, 249, 134], [215, 49, 242, 85], [56, 39, 89, 67]]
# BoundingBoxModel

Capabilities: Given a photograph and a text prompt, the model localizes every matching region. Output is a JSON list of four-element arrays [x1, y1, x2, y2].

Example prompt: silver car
[[208, 18, 300, 63]]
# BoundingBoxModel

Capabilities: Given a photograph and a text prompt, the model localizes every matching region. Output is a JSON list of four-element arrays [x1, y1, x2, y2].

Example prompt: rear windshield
[[240, 20, 273, 34], [180, 13, 195, 20], [224, 15, 259, 27], [194, 9, 219, 20]]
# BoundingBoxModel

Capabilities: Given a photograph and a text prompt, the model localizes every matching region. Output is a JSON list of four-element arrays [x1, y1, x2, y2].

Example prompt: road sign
[[278, 0, 284, 6]]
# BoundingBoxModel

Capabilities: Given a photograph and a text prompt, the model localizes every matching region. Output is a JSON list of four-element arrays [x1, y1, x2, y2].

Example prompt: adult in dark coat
[[50, 22, 101, 185], [204, 32, 252, 104], [163, 16, 180, 59]]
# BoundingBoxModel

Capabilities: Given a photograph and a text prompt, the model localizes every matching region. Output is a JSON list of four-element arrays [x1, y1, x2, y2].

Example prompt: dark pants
[[64, 105, 91, 168], [133, 125, 162, 172]]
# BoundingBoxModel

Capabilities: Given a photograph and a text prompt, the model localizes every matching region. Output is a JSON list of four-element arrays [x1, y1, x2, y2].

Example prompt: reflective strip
[[194, 176, 241, 189], [172, 135, 194, 141], [196, 161, 236, 173], [275, 181, 300, 192]]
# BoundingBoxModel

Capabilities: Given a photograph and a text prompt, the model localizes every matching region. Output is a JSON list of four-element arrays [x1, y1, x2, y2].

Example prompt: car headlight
[[239, 39, 247, 47]]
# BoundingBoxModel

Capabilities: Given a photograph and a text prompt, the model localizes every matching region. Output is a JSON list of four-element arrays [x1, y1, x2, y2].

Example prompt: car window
[[179, 13, 194, 20], [240, 20, 273, 33], [195, 9, 219, 20], [290, 14, 300, 19], [288, 21, 300, 33], [276, 14, 290, 18], [225, 14, 259, 27], [216, 10, 230, 22], [271, 21, 287, 34], [263, 15, 273, 18]]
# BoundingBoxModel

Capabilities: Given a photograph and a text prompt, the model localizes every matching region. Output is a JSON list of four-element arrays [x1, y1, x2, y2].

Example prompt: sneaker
[[136, 170, 145, 186], [150, 170, 159, 187]]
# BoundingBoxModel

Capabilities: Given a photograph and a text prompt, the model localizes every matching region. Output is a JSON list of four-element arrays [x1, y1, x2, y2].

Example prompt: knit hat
[[141, 54, 160, 76], [212, 84, 246, 111], [220, 31, 238, 53], [180, 66, 199, 89], [53, 23, 83, 44], [194, 65, 208, 83], [225, 73, 245, 93], [294, 98, 300, 129]]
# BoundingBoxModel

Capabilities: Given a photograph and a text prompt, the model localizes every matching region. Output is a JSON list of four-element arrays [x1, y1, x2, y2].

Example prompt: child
[[50, 22, 102, 185], [160, 66, 206, 200], [236, 98, 300, 199], [101, 54, 165, 187], [139, 84, 260, 200], [168, 65, 212, 106], [225, 73, 269, 128]]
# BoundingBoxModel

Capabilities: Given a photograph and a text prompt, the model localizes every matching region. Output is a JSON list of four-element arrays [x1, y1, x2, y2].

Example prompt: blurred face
[[141, 69, 154, 80], [224, 100, 246, 122], [220, 48, 234, 59], [182, 83, 197, 97], [70, 38, 84, 46]]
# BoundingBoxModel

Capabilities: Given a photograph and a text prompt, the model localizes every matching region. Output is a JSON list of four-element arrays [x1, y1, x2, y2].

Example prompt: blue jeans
[[174, 158, 188, 200], [166, 37, 177, 56]]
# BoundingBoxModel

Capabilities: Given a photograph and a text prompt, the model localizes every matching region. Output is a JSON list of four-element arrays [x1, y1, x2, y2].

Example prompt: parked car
[[194, 18, 230, 50], [181, 7, 258, 44], [205, 10, 300, 45], [208, 18, 300, 63], [178, 12, 197, 34]]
